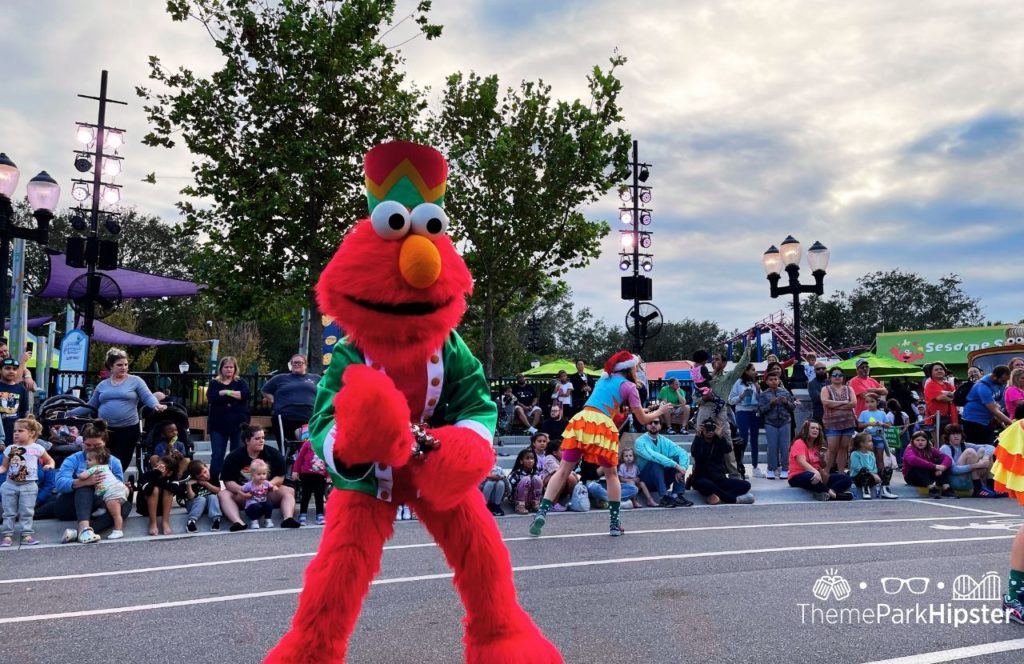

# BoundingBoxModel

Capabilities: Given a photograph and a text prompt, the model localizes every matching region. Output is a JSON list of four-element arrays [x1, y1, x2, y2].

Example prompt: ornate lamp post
[[762, 235, 830, 390], [0, 153, 60, 330]]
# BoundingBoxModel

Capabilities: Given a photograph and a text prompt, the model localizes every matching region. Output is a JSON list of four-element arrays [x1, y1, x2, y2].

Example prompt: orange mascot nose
[[399, 234, 442, 289]]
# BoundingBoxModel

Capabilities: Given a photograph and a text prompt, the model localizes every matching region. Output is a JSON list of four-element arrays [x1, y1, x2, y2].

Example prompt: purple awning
[[88, 319, 189, 346], [5, 317, 54, 330], [35, 252, 203, 299]]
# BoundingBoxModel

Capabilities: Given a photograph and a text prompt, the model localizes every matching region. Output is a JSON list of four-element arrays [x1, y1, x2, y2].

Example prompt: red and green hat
[[363, 141, 447, 213]]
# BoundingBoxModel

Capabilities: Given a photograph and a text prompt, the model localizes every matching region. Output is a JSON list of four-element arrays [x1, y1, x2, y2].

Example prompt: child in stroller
[[38, 394, 96, 467], [138, 401, 193, 506]]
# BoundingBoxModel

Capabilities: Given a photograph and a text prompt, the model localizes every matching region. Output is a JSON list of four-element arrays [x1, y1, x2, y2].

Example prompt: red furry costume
[[265, 141, 562, 663]]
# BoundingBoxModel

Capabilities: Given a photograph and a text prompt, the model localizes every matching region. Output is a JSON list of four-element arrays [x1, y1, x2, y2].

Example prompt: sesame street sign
[[877, 325, 1018, 366]]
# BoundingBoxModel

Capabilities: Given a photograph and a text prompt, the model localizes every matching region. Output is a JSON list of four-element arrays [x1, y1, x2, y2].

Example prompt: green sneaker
[[528, 514, 546, 537]]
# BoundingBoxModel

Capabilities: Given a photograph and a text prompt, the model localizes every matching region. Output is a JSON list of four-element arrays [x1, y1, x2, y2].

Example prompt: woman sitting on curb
[[787, 420, 853, 501]]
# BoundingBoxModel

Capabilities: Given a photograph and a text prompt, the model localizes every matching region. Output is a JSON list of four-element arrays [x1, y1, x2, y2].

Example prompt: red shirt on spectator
[[924, 378, 958, 425], [848, 376, 884, 416]]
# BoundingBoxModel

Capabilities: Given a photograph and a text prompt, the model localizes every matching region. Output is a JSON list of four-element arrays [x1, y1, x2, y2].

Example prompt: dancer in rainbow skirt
[[529, 351, 672, 537], [992, 416, 1024, 623]]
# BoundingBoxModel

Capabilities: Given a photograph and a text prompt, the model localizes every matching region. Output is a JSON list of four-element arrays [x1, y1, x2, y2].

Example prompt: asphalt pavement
[[3, 493, 1024, 664]]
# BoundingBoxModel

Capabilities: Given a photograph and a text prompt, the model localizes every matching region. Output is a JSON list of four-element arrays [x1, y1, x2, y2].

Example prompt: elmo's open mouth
[[347, 295, 452, 316]]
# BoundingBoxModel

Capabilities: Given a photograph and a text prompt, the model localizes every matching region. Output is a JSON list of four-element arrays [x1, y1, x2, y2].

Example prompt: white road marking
[[0, 533, 1014, 624], [0, 514, 990, 585], [906, 499, 1016, 517], [858, 638, 1024, 664]]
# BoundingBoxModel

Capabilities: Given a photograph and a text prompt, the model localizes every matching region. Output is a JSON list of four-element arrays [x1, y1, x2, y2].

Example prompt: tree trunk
[[482, 286, 495, 378]]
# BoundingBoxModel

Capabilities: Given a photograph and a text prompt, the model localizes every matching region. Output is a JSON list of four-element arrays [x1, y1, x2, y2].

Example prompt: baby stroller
[[37, 394, 97, 467], [138, 399, 193, 506], [138, 399, 192, 471]]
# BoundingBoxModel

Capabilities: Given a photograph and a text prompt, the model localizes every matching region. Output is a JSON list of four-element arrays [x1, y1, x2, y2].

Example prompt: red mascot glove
[[412, 424, 494, 511], [331, 364, 414, 469]]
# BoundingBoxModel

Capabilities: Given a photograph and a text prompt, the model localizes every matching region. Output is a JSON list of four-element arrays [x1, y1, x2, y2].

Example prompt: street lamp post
[[0, 153, 60, 340], [762, 235, 830, 390]]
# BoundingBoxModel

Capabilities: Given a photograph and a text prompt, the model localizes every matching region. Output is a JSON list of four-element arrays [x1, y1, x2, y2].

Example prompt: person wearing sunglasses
[[821, 369, 857, 474]]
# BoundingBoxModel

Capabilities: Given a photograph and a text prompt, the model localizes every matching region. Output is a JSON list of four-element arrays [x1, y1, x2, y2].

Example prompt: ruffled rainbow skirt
[[993, 420, 1024, 506], [560, 407, 620, 468]]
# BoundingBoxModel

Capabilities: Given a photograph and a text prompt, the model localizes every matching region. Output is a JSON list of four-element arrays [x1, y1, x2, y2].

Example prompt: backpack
[[952, 381, 972, 408]]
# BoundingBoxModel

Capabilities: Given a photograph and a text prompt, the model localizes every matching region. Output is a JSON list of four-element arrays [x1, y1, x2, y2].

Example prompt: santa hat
[[604, 350, 638, 375]]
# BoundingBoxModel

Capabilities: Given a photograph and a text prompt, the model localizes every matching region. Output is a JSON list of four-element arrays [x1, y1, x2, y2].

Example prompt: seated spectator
[[688, 420, 754, 505], [495, 386, 516, 436], [634, 419, 693, 507], [788, 420, 854, 501], [938, 423, 1005, 498], [902, 430, 955, 498], [531, 432, 550, 472], [480, 450, 509, 516], [509, 448, 543, 514], [580, 461, 638, 508], [540, 437, 577, 512], [619, 448, 656, 508], [511, 374, 542, 434], [850, 433, 882, 500], [78, 446, 129, 539], [149, 421, 190, 476], [138, 454, 183, 536], [219, 424, 300, 530], [185, 460, 222, 532], [240, 459, 276, 528], [52, 419, 132, 543], [659, 378, 691, 434], [540, 404, 567, 443]]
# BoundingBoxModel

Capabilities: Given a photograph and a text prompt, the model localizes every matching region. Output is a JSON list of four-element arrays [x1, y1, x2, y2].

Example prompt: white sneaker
[[250, 521, 260, 530], [395, 507, 403, 522], [527, 427, 538, 435], [753, 467, 766, 479], [880, 486, 899, 499], [108, 529, 124, 539], [779, 470, 788, 480], [862, 487, 872, 500], [401, 505, 412, 520], [262, 519, 274, 529]]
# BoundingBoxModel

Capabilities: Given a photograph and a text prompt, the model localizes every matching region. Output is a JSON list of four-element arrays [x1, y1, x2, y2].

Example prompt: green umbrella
[[828, 352, 924, 379], [522, 359, 602, 377]]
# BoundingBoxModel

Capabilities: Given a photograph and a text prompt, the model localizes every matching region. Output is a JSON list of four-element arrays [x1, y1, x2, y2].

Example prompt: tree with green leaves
[[137, 0, 441, 371], [430, 57, 632, 375], [801, 269, 984, 349]]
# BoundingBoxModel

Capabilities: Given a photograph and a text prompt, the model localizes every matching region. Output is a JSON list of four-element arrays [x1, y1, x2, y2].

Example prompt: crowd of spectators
[[3, 350, 1022, 541], [479, 354, 1024, 514]]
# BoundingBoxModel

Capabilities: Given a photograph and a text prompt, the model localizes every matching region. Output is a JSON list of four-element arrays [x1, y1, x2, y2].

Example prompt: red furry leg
[[414, 492, 563, 664], [265, 490, 394, 664]]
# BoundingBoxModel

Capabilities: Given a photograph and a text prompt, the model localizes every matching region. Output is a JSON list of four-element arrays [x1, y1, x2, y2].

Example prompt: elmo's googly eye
[[370, 200, 411, 239], [410, 203, 449, 238]]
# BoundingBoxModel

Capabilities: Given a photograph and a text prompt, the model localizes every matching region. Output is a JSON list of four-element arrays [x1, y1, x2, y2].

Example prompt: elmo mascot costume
[[266, 141, 563, 663]]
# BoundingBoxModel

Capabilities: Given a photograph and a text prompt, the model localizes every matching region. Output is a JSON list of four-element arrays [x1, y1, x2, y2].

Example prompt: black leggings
[[904, 466, 952, 488], [108, 425, 141, 470], [692, 476, 751, 504], [300, 474, 327, 515]]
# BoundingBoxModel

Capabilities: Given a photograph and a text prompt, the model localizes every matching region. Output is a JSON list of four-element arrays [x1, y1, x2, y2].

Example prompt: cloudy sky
[[3, 0, 1023, 335]]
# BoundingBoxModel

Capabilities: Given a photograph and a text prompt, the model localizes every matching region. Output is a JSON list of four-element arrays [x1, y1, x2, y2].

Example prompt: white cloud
[[3, 0, 1022, 344]]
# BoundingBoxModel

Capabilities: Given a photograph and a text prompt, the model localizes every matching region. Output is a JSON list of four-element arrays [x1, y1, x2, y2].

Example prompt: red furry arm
[[413, 425, 493, 510], [332, 364, 414, 469]]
